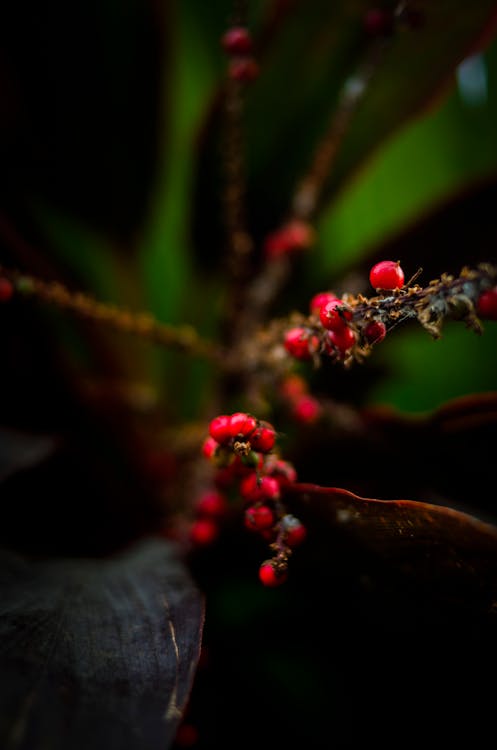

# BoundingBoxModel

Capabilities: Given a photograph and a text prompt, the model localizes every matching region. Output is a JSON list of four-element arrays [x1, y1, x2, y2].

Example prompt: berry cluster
[[198, 412, 306, 586], [221, 26, 259, 83]]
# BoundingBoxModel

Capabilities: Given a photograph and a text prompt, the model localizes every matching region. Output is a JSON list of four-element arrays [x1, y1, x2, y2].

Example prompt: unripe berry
[[369, 260, 405, 290], [244, 503, 275, 531], [0, 277, 14, 302], [209, 415, 232, 444], [250, 422, 276, 453], [221, 26, 253, 55], [476, 287, 497, 320], [264, 220, 314, 259], [325, 326, 356, 355], [309, 291, 338, 317], [240, 473, 280, 502], [363, 319, 387, 344], [319, 299, 353, 332], [259, 560, 287, 587], [284, 327, 319, 360], [202, 435, 219, 460], [229, 412, 257, 438], [292, 395, 321, 424], [280, 514, 307, 547], [190, 518, 219, 546], [228, 57, 259, 82], [195, 490, 228, 518]]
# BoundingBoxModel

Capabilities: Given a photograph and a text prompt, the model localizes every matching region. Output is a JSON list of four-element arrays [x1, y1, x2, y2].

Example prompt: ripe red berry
[[221, 26, 253, 55], [266, 458, 297, 485], [284, 327, 319, 360], [0, 277, 14, 302], [208, 415, 232, 444], [202, 435, 219, 460], [264, 220, 315, 259], [309, 291, 338, 317], [240, 473, 280, 502], [292, 395, 321, 424], [229, 412, 257, 438], [325, 326, 356, 355], [189, 518, 219, 546], [364, 8, 394, 36], [195, 490, 228, 518], [319, 298, 353, 332], [228, 57, 259, 82], [369, 260, 405, 290], [259, 560, 287, 587], [244, 504, 275, 531], [281, 514, 307, 547], [250, 422, 276, 453], [476, 287, 497, 320], [363, 319, 387, 344]]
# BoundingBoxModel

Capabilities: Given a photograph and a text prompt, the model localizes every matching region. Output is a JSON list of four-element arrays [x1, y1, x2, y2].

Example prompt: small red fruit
[[325, 326, 356, 355], [229, 412, 257, 438], [221, 26, 253, 55], [189, 518, 219, 546], [309, 291, 338, 317], [240, 473, 280, 502], [292, 395, 321, 424], [201, 435, 219, 460], [369, 260, 405, 290], [228, 57, 259, 82], [284, 327, 319, 360], [319, 299, 352, 332], [244, 504, 275, 531], [259, 560, 287, 587], [281, 514, 307, 547], [0, 277, 14, 302], [195, 490, 228, 518], [363, 319, 387, 344], [476, 287, 497, 320], [250, 422, 276, 453], [266, 458, 297, 485], [209, 415, 232, 444], [279, 374, 308, 402], [264, 220, 314, 259]]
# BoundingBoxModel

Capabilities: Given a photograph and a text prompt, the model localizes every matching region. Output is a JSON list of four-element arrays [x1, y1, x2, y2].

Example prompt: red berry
[[250, 422, 276, 453], [364, 9, 394, 36], [221, 26, 253, 55], [189, 518, 219, 546], [279, 374, 308, 402], [240, 473, 280, 502], [201, 435, 219, 460], [228, 57, 259, 82], [259, 560, 287, 587], [292, 395, 321, 424], [325, 327, 356, 355], [229, 412, 257, 438], [284, 327, 319, 360], [319, 299, 352, 332], [266, 458, 297, 485], [264, 220, 314, 259], [209, 415, 232, 444], [0, 277, 14, 302], [281, 514, 307, 547], [309, 291, 338, 317], [476, 287, 497, 320], [195, 490, 228, 518], [363, 319, 387, 344], [369, 260, 405, 290], [244, 504, 275, 531]]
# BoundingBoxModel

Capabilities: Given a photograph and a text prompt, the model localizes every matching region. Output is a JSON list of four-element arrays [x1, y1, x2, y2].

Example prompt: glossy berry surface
[[284, 327, 319, 360], [281, 515, 307, 547], [250, 423, 276, 453], [476, 287, 497, 320], [244, 504, 275, 531], [189, 518, 219, 546], [326, 326, 356, 354], [259, 560, 287, 587], [195, 490, 228, 518], [363, 319, 387, 344], [208, 415, 232, 444], [240, 473, 280, 502], [319, 299, 352, 331], [309, 291, 338, 317], [228, 57, 259, 82], [221, 26, 253, 55], [202, 435, 219, 460], [369, 260, 405, 290], [229, 412, 257, 438], [0, 277, 14, 302]]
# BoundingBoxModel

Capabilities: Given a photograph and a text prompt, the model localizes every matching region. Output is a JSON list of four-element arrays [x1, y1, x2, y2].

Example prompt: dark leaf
[[0, 538, 204, 750]]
